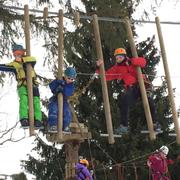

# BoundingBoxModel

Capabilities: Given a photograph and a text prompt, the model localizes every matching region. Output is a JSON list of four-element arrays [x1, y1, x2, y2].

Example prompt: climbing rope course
[[28, 133, 175, 179], [0, 2, 180, 179], [86, 137, 177, 178]]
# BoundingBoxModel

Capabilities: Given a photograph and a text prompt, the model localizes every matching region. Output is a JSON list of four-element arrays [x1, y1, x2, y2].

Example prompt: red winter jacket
[[147, 153, 173, 180], [96, 57, 146, 87]]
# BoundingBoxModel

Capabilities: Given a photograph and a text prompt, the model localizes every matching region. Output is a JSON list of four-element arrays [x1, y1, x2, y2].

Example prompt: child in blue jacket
[[48, 67, 77, 132]]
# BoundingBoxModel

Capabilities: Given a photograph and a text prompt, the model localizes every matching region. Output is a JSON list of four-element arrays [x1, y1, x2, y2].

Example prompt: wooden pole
[[124, 17, 156, 140], [64, 141, 80, 180], [57, 10, 83, 180], [155, 16, 180, 144], [57, 9, 64, 140], [24, 4, 35, 136], [43, 7, 48, 22], [92, 14, 115, 144]]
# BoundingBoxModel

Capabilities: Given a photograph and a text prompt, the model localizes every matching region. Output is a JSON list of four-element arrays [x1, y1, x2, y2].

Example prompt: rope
[[133, 163, 139, 180], [93, 140, 117, 164], [121, 166, 125, 180], [102, 163, 108, 180], [69, 73, 97, 105], [1, 63, 180, 81], [1, 4, 180, 25], [34, 69, 180, 79], [116, 164, 122, 180], [91, 139, 176, 173], [69, 104, 84, 136], [87, 138, 97, 180], [148, 167, 151, 180]]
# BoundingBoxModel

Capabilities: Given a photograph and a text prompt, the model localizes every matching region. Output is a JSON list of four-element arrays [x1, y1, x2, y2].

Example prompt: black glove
[[55, 84, 64, 94]]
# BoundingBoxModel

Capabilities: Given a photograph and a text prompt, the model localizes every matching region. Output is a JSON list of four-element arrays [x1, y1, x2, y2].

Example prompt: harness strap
[[77, 167, 87, 180]]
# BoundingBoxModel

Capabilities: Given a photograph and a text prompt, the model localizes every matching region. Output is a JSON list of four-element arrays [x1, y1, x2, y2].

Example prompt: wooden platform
[[46, 122, 92, 143]]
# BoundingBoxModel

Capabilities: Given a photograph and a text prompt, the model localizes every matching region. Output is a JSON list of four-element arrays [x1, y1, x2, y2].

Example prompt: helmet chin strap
[[15, 57, 23, 62], [116, 56, 128, 65]]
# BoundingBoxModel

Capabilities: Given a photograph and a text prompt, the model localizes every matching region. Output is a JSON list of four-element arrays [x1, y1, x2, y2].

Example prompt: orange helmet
[[114, 48, 126, 56], [80, 159, 89, 167]]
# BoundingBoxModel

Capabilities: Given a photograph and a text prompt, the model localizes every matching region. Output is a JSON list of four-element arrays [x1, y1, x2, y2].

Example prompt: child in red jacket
[[96, 47, 159, 134], [147, 146, 174, 180]]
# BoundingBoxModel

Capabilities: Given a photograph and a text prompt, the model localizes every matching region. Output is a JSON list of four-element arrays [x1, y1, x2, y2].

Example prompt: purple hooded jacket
[[76, 163, 93, 180]]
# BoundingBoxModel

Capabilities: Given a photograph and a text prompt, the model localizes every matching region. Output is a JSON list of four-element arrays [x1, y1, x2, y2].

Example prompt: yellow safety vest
[[7, 59, 36, 86]]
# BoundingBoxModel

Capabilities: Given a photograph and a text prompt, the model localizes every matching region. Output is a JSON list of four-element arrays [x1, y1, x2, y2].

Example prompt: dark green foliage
[[11, 172, 27, 180], [22, 136, 66, 180], [0, 0, 179, 179]]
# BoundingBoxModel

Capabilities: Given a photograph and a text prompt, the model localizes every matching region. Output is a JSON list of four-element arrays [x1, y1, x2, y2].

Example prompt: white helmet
[[159, 145, 169, 155]]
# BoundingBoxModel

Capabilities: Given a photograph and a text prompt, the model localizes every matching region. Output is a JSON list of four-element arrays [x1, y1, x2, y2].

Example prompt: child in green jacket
[[0, 43, 42, 128]]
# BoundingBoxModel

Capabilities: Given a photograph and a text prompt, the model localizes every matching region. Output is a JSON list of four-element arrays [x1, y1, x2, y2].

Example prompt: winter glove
[[54, 84, 64, 94], [49, 79, 65, 94], [23, 56, 36, 66], [131, 57, 146, 68], [57, 79, 65, 86]]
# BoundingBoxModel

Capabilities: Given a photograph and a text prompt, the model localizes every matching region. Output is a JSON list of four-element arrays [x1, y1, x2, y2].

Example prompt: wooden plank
[[141, 131, 177, 136], [141, 130, 163, 134], [70, 122, 85, 128], [168, 133, 176, 136], [46, 132, 92, 143], [100, 133, 122, 138]]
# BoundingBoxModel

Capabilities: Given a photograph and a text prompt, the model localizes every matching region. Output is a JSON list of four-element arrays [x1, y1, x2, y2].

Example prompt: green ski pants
[[17, 85, 42, 121]]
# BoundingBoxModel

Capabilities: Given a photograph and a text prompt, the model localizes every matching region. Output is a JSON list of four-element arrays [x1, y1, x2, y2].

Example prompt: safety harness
[[7, 57, 37, 86], [76, 167, 87, 180]]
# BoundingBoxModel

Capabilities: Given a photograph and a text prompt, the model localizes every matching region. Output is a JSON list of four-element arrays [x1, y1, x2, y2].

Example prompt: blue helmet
[[64, 67, 77, 78], [12, 44, 25, 52]]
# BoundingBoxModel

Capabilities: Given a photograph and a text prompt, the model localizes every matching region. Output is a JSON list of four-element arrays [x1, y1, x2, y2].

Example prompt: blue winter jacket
[[49, 78, 75, 98], [48, 78, 75, 129]]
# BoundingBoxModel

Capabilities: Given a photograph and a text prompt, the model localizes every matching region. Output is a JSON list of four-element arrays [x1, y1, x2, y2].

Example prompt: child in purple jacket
[[76, 159, 93, 180]]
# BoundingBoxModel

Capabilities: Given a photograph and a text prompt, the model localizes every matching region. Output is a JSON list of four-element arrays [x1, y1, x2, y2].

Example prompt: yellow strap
[[6, 60, 37, 81], [23, 56, 36, 63]]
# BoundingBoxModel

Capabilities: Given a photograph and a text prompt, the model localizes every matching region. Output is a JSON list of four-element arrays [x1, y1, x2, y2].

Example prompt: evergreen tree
[[11, 172, 27, 180], [0, 0, 179, 179]]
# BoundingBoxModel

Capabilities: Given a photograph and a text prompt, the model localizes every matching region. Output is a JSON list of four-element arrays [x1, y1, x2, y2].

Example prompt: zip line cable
[[1, 65, 180, 80], [1, 4, 180, 25], [90, 139, 176, 173]]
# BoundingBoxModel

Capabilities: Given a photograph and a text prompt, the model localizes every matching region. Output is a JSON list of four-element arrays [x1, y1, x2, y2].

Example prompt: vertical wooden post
[[73, 11, 80, 27], [57, 9, 64, 140], [65, 141, 80, 180], [56, 9, 83, 180], [92, 14, 115, 144], [43, 7, 48, 22], [155, 16, 180, 144], [124, 17, 156, 140], [24, 4, 35, 136]]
